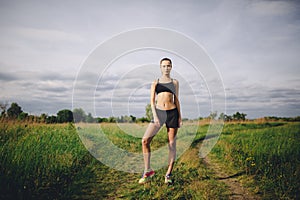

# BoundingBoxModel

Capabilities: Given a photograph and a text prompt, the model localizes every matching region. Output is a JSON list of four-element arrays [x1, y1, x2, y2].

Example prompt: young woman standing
[[139, 58, 182, 184]]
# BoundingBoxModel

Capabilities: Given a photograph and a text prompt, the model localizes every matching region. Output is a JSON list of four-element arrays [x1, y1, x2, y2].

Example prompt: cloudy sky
[[0, 0, 299, 119]]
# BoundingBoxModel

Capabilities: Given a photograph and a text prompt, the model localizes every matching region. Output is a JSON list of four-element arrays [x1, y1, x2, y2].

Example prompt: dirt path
[[203, 156, 260, 200]]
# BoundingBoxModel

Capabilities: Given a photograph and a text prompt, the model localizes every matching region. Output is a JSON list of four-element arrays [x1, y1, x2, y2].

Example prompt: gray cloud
[[0, 0, 299, 118], [225, 82, 300, 118], [0, 72, 18, 82]]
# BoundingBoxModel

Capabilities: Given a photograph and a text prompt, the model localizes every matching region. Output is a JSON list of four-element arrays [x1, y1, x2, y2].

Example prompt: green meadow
[[0, 121, 299, 199]]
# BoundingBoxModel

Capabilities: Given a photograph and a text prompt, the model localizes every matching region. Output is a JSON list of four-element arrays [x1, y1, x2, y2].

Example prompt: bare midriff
[[156, 92, 176, 110]]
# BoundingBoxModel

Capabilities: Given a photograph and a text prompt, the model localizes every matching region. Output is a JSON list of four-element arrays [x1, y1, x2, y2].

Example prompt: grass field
[[0, 121, 299, 199], [212, 122, 300, 199]]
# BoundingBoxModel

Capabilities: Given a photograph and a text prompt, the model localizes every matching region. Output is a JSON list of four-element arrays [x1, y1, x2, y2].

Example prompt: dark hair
[[160, 57, 172, 65]]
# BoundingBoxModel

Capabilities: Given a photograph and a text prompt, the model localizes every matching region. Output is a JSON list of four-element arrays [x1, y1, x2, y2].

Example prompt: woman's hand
[[153, 116, 160, 127], [178, 117, 182, 128]]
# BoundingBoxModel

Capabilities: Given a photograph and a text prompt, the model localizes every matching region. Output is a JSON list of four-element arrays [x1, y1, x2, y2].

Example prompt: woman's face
[[160, 60, 172, 76]]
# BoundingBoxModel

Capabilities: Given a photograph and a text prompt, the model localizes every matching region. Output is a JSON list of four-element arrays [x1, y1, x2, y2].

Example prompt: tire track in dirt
[[203, 156, 260, 200]]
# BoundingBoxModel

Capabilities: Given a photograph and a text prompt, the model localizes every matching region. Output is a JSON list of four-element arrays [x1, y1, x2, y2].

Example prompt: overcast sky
[[0, 0, 299, 119]]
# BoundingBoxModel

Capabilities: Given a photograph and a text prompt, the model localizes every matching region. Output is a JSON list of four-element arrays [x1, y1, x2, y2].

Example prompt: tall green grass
[[212, 122, 300, 199], [0, 122, 229, 199], [0, 123, 118, 199], [1, 121, 298, 199]]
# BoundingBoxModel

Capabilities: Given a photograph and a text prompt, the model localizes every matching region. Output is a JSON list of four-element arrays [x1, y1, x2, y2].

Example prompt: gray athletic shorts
[[151, 108, 179, 128]]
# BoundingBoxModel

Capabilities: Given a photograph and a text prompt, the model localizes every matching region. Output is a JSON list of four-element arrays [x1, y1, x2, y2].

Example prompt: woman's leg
[[142, 123, 161, 171], [166, 127, 178, 175]]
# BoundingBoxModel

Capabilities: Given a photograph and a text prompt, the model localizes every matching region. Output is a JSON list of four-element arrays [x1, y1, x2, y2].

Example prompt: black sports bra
[[155, 79, 176, 95]]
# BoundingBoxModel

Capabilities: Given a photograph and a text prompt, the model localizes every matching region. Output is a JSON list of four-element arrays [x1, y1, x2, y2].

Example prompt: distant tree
[[0, 101, 8, 117], [182, 118, 189, 122], [108, 116, 116, 123], [125, 115, 131, 122], [40, 113, 48, 123], [46, 115, 57, 123], [18, 112, 28, 121], [294, 116, 300, 121], [73, 108, 87, 122], [57, 109, 73, 123], [96, 117, 108, 123], [118, 115, 125, 123], [7, 102, 23, 119], [209, 111, 218, 120], [117, 116, 124, 123], [118, 115, 136, 123], [240, 113, 247, 121], [27, 115, 36, 122], [130, 115, 136, 123], [86, 113, 95, 123], [224, 114, 233, 122], [233, 112, 247, 121], [264, 116, 279, 121], [219, 113, 225, 120], [136, 117, 150, 123], [145, 104, 152, 121]]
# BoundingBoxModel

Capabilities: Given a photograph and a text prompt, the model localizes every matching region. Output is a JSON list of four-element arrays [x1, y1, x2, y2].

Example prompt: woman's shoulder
[[151, 79, 158, 87], [152, 79, 158, 84], [172, 78, 179, 85]]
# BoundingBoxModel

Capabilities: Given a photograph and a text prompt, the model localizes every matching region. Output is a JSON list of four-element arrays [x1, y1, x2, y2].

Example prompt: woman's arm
[[150, 80, 160, 126], [174, 79, 182, 127]]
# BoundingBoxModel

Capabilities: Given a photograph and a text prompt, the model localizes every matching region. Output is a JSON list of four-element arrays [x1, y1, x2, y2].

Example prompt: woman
[[139, 57, 182, 184]]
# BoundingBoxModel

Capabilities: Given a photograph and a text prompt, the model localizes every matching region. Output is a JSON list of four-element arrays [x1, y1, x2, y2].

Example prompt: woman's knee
[[142, 137, 151, 146]]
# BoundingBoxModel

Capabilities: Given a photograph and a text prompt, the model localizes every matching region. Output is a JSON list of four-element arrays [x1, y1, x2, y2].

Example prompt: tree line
[[198, 111, 247, 121], [0, 102, 74, 123], [206, 111, 300, 122], [0, 102, 151, 124], [1, 102, 299, 123]]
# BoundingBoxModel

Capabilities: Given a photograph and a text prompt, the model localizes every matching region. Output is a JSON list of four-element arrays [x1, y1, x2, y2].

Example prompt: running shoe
[[165, 174, 173, 184], [138, 170, 155, 184]]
